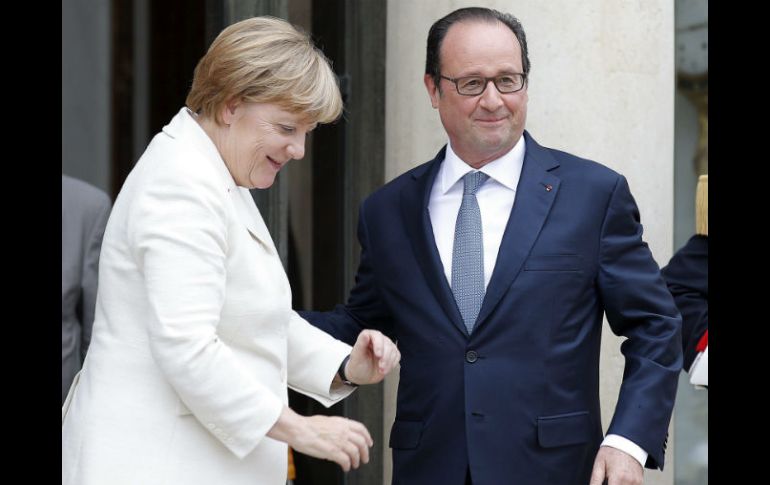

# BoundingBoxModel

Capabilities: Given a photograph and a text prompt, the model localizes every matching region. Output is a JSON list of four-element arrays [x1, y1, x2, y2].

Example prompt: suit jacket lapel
[[475, 132, 561, 328], [400, 147, 468, 337]]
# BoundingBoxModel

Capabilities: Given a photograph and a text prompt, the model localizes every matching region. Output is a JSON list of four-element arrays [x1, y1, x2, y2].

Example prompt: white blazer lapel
[[231, 188, 277, 253]]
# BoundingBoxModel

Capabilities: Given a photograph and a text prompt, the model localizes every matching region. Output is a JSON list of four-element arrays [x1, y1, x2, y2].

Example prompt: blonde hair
[[695, 175, 708, 236], [186, 16, 342, 125]]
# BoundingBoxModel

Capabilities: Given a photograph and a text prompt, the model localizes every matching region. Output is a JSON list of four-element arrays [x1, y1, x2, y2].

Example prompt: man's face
[[425, 20, 528, 168]]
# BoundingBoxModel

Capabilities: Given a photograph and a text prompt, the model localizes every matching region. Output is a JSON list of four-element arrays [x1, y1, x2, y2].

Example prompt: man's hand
[[589, 446, 643, 485], [345, 330, 401, 385]]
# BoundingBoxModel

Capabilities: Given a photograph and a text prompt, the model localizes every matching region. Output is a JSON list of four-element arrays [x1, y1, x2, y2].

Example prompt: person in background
[[302, 7, 681, 485], [61, 174, 111, 405], [662, 175, 708, 383], [62, 16, 400, 485]]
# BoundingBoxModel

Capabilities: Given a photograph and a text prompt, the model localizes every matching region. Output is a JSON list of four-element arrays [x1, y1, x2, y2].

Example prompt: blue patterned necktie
[[451, 171, 489, 334]]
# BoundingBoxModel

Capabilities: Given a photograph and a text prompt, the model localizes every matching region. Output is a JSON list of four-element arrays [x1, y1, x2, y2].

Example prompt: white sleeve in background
[[689, 346, 708, 388]]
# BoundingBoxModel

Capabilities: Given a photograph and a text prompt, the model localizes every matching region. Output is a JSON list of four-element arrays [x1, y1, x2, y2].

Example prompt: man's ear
[[424, 74, 440, 109]]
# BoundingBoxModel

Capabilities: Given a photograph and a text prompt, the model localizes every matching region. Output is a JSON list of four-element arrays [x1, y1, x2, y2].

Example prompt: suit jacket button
[[465, 350, 478, 363]]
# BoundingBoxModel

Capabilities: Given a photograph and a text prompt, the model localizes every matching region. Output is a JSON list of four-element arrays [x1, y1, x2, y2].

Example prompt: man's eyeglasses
[[439, 73, 527, 96]]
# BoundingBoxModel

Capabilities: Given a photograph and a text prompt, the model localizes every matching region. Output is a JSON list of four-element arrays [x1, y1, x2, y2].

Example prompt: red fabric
[[695, 329, 708, 353]]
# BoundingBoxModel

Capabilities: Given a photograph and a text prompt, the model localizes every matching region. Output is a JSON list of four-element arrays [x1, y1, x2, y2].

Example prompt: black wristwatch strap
[[338, 354, 359, 387]]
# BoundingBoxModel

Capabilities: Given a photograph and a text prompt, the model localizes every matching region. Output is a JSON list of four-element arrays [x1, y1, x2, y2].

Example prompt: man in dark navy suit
[[303, 7, 682, 485]]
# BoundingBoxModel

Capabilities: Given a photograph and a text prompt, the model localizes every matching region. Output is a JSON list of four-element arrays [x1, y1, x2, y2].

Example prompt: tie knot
[[462, 171, 489, 196]]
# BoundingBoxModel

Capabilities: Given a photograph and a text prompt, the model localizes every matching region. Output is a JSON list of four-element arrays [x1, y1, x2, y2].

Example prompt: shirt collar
[[440, 136, 526, 194]]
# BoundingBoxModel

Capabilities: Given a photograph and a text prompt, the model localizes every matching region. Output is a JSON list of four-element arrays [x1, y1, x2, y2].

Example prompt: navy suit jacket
[[303, 132, 682, 485], [661, 234, 708, 371]]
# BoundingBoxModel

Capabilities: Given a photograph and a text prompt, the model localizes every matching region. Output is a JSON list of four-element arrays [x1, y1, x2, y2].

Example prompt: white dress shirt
[[427, 139, 648, 469], [428, 140, 524, 289]]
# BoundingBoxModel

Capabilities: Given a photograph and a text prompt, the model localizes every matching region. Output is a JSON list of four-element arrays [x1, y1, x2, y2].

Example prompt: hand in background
[[346, 330, 401, 385], [589, 446, 643, 485]]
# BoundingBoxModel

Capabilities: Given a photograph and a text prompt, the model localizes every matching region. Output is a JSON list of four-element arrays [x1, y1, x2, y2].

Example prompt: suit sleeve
[[301, 201, 395, 345], [597, 175, 682, 470], [661, 235, 708, 371], [127, 159, 283, 460], [79, 192, 111, 362]]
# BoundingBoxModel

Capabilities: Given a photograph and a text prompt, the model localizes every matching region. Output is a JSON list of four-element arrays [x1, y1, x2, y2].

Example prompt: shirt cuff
[[601, 434, 648, 468]]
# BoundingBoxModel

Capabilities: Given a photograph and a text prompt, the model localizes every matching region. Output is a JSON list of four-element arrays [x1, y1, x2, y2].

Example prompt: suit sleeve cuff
[[602, 434, 648, 468]]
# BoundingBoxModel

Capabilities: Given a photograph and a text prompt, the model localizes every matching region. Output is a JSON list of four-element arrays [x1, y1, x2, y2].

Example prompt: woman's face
[[220, 101, 315, 189]]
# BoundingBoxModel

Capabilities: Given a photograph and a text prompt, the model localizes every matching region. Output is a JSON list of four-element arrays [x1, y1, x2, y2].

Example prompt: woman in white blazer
[[62, 17, 400, 485]]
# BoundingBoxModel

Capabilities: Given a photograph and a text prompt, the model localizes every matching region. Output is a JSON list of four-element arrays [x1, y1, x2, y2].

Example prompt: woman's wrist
[[266, 406, 303, 444], [338, 354, 359, 386]]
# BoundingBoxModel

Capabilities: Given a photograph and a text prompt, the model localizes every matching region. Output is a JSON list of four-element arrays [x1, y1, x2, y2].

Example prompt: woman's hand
[[345, 329, 401, 385], [268, 407, 373, 471]]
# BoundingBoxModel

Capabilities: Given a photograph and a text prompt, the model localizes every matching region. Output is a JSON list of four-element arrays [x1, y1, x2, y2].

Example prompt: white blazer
[[62, 107, 354, 485]]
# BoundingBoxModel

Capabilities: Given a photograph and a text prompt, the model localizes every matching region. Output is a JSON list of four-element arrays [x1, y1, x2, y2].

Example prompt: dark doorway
[[291, 3, 387, 485], [111, 0, 207, 196]]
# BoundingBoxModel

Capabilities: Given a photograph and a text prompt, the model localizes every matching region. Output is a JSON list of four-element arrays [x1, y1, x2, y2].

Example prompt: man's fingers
[[588, 461, 606, 485], [591, 446, 642, 485]]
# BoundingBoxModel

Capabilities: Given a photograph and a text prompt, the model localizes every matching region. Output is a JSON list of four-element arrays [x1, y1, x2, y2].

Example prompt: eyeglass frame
[[438, 73, 528, 96]]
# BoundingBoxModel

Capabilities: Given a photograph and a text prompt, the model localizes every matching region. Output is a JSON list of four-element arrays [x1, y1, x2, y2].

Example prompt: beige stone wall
[[384, 2, 676, 484]]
